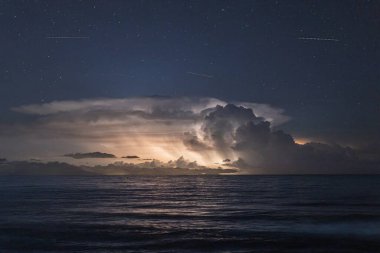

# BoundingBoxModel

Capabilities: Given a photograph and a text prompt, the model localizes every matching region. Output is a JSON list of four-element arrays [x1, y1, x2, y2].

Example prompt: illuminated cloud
[[2, 96, 379, 174], [87, 156, 237, 175], [3, 97, 290, 164], [12, 97, 223, 117], [12, 97, 289, 126], [192, 104, 380, 174]]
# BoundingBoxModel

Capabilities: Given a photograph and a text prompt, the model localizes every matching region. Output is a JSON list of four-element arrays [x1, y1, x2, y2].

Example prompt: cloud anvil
[[1, 97, 379, 175]]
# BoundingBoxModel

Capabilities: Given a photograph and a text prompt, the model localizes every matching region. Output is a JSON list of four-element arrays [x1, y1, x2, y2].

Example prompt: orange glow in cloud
[[294, 138, 310, 145]]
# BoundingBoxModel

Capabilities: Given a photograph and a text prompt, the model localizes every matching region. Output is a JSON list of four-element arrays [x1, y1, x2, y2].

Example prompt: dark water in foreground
[[0, 176, 380, 252]]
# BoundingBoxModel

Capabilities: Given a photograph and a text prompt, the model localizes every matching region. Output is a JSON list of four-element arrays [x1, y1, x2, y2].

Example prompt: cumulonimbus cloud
[[188, 104, 380, 174], [2, 97, 291, 167], [3, 96, 379, 174]]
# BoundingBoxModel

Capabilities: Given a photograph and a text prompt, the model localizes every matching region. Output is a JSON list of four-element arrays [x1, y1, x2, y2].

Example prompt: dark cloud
[[122, 155, 140, 159], [191, 104, 380, 174], [0, 158, 237, 175], [183, 132, 211, 151], [64, 152, 116, 159], [200, 104, 263, 158]]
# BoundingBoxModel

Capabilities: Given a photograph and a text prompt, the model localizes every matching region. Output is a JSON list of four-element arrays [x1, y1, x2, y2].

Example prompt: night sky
[[1, 1, 380, 173]]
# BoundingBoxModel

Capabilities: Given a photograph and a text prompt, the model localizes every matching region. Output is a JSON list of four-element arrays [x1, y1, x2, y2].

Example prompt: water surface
[[0, 175, 379, 252]]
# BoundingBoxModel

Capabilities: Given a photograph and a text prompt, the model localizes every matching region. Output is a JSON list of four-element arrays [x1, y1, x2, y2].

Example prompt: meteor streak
[[187, 72, 214, 79], [298, 37, 339, 42], [46, 36, 90, 39]]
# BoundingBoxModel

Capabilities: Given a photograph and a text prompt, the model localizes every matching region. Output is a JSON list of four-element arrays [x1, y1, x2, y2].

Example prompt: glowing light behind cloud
[[2, 97, 290, 166]]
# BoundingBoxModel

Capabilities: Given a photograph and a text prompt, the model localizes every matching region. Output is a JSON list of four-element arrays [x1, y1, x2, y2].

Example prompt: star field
[[0, 0, 379, 144]]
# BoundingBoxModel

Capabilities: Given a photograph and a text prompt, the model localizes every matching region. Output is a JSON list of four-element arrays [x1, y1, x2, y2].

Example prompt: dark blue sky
[[1, 0, 379, 144]]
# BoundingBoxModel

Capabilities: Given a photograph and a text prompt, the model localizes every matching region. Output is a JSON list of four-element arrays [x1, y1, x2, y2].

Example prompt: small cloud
[[64, 152, 116, 159], [122, 155, 140, 159], [223, 158, 231, 163]]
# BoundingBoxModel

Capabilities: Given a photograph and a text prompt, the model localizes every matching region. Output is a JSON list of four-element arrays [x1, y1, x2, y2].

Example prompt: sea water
[[0, 175, 379, 252]]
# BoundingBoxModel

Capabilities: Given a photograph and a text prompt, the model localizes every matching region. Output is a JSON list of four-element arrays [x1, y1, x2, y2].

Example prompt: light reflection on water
[[0, 175, 379, 252]]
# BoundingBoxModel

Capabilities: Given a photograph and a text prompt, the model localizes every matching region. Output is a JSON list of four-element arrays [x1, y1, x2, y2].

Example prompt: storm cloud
[[2, 97, 379, 174], [1, 97, 289, 165], [190, 104, 380, 174]]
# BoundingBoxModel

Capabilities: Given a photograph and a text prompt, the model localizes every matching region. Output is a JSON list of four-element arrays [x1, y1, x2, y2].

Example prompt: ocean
[[0, 175, 379, 252]]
